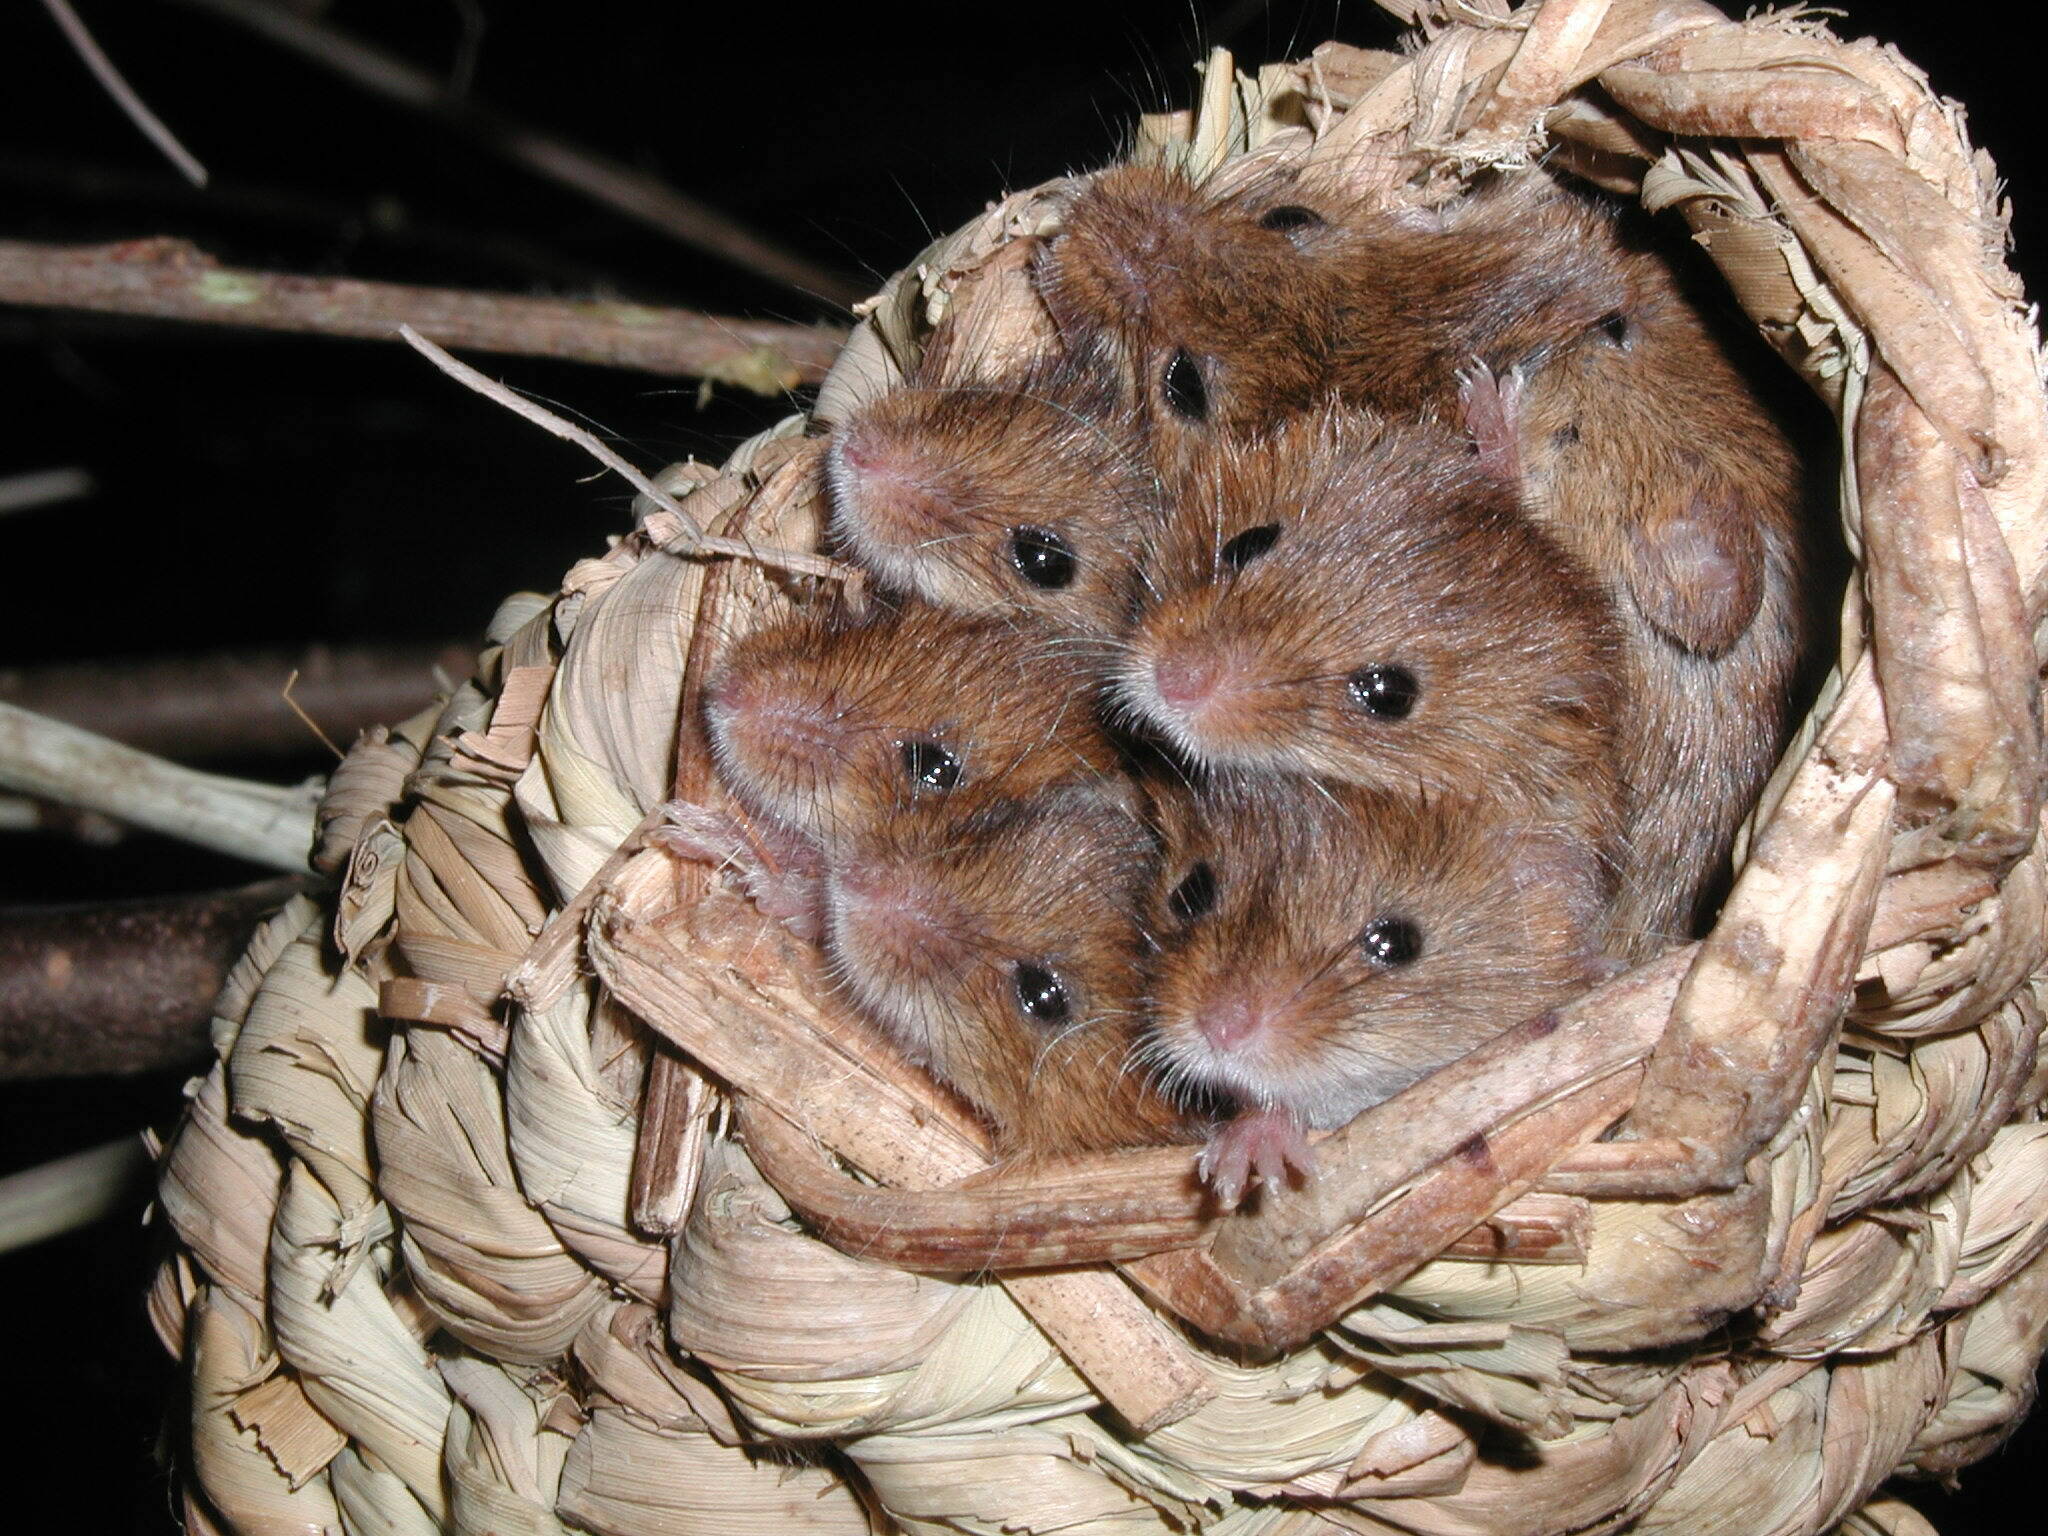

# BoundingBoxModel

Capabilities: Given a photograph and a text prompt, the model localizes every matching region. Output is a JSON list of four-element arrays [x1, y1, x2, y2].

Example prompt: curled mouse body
[[1143, 773, 1611, 1202], [823, 785, 1199, 1157], [1490, 262, 1814, 953], [824, 349, 1158, 635], [1116, 405, 1626, 860], [704, 603, 1126, 848]]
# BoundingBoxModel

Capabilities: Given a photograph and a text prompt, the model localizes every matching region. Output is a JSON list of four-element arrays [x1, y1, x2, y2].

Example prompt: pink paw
[[1198, 1107, 1315, 1207]]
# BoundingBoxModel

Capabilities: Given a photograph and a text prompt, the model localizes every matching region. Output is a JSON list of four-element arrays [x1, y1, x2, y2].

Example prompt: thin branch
[[0, 878, 306, 1080], [175, 0, 867, 309], [0, 467, 93, 516], [39, 0, 209, 188], [0, 1137, 149, 1256], [0, 701, 318, 873], [0, 643, 473, 762], [0, 237, 845, 392], [401, 326, 855, 583]]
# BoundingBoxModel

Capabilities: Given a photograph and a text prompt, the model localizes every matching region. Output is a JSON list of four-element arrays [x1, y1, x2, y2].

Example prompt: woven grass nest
[[150, 3, 2048, 1533]]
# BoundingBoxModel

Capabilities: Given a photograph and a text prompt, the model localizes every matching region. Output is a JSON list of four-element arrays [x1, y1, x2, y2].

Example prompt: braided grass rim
[[152, 3, 2048, 1534]]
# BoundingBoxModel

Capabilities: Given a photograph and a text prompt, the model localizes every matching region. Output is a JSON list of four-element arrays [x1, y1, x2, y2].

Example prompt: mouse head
[[1142, 774, 1608, 1128], [1116, 408, 1621, 809], [1035, 163, 1339, 450], [823, 785, 1164, 1151], [824, 353, 1156, 635], [704, 605, 1127, 849]]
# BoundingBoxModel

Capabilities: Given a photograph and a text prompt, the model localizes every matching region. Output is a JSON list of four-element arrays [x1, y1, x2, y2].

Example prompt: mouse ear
[[1621, 477, 1767, 657], [1502, 824, 1616, 973]]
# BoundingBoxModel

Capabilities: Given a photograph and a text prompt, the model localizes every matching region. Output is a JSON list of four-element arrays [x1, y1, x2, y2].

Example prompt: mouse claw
[[1198, 1107, 1315, 1207]]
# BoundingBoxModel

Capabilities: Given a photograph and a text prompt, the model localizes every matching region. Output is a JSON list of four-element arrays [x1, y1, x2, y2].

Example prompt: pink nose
[[1193, 993, 1270, 1052], [709, 672, 846, 760], [1153, 650, 1223, 710]]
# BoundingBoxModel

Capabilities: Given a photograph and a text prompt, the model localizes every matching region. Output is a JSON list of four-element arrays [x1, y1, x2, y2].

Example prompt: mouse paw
[[1198, 1108, 1315, 1207], [1457, 360, 1526, 487]]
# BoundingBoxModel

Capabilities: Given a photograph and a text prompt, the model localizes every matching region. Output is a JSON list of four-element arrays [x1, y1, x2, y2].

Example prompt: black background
[[0, 2, 2035, 1529]]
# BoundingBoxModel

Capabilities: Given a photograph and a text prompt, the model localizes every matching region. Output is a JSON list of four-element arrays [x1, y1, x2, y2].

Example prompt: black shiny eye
[[1009, 526, 1077, 589], [1166, 861, 1217, 923], [1220, 523, 1280, 570], [1258, 204, 1322, 233], [1598, 311, 1630, 346], [1359, 916, 1423, 967], [1012, 962, 1071, 1024], [899, 739, 961, 791], [1347, 664, 1419, 718], [1163, 349, 1208, 420]]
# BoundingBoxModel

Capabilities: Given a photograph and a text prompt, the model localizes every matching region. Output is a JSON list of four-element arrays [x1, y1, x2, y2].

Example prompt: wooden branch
[[0, 701, 319, 872], [0, 643, 473, 762], [0, 877, 305, 1079], [175, 0, 867, 308], [0, 238, 846, 393]]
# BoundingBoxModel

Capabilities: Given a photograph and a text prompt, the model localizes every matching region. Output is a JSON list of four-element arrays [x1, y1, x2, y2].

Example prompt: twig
[[0, 701, 318, 873], [0, 643, 473, 762], [39, 0, 209, 188], [0, 467, 93, 515], [400, 327, 854, 582], [174, 0, 866, 308], [0, 1137, 149, 1256], [0, 237, 845, 392], [0, 878, 305, 1080]]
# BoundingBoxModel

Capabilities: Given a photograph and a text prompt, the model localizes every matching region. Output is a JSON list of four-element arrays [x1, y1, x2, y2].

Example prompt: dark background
[[0, 1, 2034, 1529]]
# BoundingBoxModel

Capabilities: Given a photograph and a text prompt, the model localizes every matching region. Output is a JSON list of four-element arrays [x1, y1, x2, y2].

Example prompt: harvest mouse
[[1142, 772, 1611, 1202], [824, 348, 1159, 635], [703, 602, 1127, 850], [822, 785, 1198, 1156], [1115, 404, 1626, 861]]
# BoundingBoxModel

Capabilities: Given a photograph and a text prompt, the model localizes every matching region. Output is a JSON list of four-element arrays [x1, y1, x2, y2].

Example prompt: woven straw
[[154, 3, 2048, 1532]]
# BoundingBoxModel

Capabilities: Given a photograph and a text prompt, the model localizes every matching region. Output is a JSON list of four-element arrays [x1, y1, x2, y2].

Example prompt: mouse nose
[[1193, 990, 1275, 1053], [1152, 650, 1224, 710]]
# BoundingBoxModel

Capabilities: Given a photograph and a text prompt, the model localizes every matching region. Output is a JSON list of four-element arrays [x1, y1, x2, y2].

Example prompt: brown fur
[[1035, 163, 1339, 463], [824, 349, 1158, 635], [823, 787, 1198, 1156], [1119, 405, 1627, 867], [1143, 773, 1608, 1129], [704, 604, 1129, 851]]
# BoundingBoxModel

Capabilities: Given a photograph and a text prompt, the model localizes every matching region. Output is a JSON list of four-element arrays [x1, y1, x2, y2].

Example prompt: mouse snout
[[830, 426, 949, 547], [1126, 629, 1256, 751], [1152, 649, 1227, 711], [832, 862, 966, 968], [708, 669, 852, 770]]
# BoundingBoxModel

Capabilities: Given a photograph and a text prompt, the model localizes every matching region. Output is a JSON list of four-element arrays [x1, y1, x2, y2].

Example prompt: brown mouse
[[1115, 404, 1627, 863], [824, 348, 1159, 635], [1487, 252, 1814, 954], [822, 785, 1199, 1157], [1034, 161, 1340, 465], [1142, 772, 1611, 1203], [704, 602, 1128, 850]]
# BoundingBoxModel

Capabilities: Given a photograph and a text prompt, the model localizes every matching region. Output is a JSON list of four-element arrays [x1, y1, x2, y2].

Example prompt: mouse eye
[[1597, 311, 1630, 346], [1219, 523, 1280, 570], [1166, 861, 1217, 923], [1011, 961, 1071, 1024], [899, 739, 961, 791], [1009, 526, 1077, 589], [1347, 664, 1419, 719], [1163, 349, 1208, 421], [1359, 916, 1423, 967], [1258, 204, 1322, 234]]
